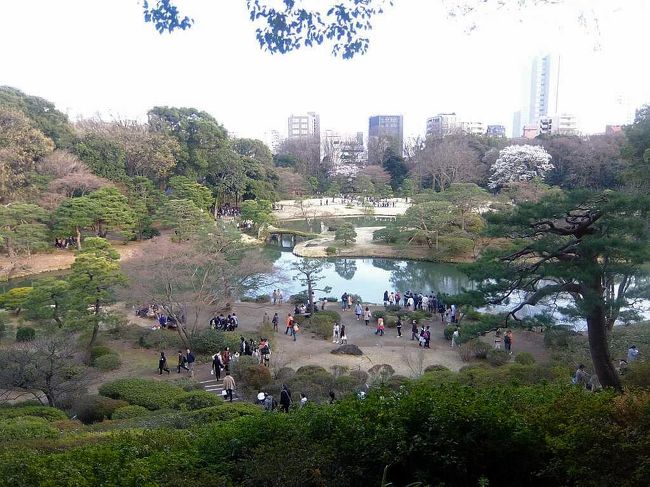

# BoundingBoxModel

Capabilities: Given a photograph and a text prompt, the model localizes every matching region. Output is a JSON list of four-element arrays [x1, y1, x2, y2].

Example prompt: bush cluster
[[16, 326, 36, 342], [98, 378, 187, 410], [73, 395, 129, 424], [111, 405, 150, 420], [94, 353, 122, 371], [0, 417, 58, 442], [173, 391, 223, 411], [0, 405, 67, 422]]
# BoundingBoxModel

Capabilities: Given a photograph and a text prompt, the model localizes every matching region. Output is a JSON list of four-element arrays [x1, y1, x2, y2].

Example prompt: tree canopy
[[464, 190, 650, 391]]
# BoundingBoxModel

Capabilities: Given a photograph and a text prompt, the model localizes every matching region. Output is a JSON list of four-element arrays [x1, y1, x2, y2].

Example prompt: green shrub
[[137, 328, 184, 350], [241, 294, 271, 303], [290, 365, 335, 401], [0, 312, 7, 342], [172, 377, 203, 391], [90, 346, 113, 362], [189, 329, 240, 355], [16, 326, 36, 342], [458, 339, 490, 362], [313, 310, 341, 322], [623, 361, 650, 389], [515, 352, 536, 365], [424, 364, 450, 373], [0, 405, 67, 422], [232, 357, 272, 391], [544, 325, 577, 348], [111, 405, 150, 420], [0, 287, 33, 313], [302, 314, 335, 339], [487, 350, 510, 367], [443, 326, 456, 341], [98, 378, 186, 410], [173, 391, 222, 411], [325, 246, 337, 255], [334, 375, 359, 395], [0, 417, 58, 441], [94, 353, 122, 371], [371, 310, 384, 320], [349, 369, 369, 385], [74, 395, 129, 424], [187, 403, 262, 423], [384, 304, 401, 313]]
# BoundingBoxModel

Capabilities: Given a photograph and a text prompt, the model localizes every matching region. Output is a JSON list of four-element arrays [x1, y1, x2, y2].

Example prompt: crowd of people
[[209, 312, 239, 331], [214, 204, 240, 218], [54, 236, 76, 249]]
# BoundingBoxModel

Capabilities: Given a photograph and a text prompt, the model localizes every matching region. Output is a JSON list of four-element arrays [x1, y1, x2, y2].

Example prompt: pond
[[262, 249, 471, 304]]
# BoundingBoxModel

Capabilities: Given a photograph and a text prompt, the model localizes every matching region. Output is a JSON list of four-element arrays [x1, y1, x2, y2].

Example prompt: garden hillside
[[0, 376, 648, 487]]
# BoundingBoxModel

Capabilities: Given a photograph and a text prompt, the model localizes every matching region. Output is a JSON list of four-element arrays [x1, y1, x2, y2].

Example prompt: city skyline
[[1, 1, 648, 142]]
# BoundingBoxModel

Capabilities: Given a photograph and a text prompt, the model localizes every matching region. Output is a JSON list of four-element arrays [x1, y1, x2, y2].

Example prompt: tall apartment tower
[[368, 115, 403, 164], [288, 112, 320, 139], [512, 54, 562, 137]]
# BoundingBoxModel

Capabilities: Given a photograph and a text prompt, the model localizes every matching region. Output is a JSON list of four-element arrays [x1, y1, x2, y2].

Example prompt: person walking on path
[[223, 372, 236, 402], [355, 303, 363, 320], [280, 384, 292, 412], [272, 312, 279, 332], [451, 328, 459, 348], [177, 350, 189, 373], [504, 330, 513, 354], [285, 313, 294, 335], [222, 347, 231, 371], [158, 352, 170, 374], [411, 320, 418, 341], [212, 351, 223, 380], [375, 317, 385, 336], [185, 348, 195, 377], [333, 323, 340, 344], [363, 307, 372, 326], [291, 322, 299, 341], [396, 317, 402, 337]]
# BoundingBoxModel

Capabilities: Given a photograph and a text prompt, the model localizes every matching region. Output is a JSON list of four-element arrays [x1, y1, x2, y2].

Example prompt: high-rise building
[[538, 113, 578, 136], [263, 129, 282, 154], [288, 112, 320, 139], [426, 113, 459, 138], [368, 115, 403, 164], [487, 125, 506, 137], [323, 130, 366, 173]]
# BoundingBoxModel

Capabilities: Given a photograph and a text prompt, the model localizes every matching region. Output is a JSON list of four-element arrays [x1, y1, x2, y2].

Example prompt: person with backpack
[[212, 351, 223, 380], [177, 350, 189, 373], [222, 372, 236, 402], [285, 313, 294, 335], [263, 393, 277, 411], [280, 384, 292, 412], [158, 352, 170, 375]]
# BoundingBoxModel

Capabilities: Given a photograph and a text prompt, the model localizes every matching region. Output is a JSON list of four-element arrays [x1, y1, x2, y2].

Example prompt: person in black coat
[[279, 384, 292, 413], [158, 352, 170, 374]]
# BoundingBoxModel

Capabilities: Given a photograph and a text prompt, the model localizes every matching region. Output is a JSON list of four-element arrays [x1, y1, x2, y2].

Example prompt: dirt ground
[[116, 301, 549, 382], [274, 197, 410, 220]]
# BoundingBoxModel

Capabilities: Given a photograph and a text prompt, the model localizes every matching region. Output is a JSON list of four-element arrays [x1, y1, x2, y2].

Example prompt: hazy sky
[[1, 0, 648, 141]]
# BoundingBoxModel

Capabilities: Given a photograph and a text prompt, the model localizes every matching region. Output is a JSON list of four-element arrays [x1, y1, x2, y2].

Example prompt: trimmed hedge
[[74, 395, 129, 424], [111, 405, 150, 420], [99, 378, 187, 410], [94, 353, 122, 371], [0, 417, 58, 442], [173, 391, 222, 411], [16, 326, 36, 342], [90, 346, 113, 363], [0, 405, 67, 422]]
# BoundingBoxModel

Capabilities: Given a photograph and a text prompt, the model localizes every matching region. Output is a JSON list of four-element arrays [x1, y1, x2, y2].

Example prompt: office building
[[288, 112, 320, 139], [263, 129, 282, 154], [538, 113, 578, 136], [426, 113, 459, 138], [368, 115, 403, 164], [487, 125, 506, 137], [460, 120, 485, 136], [323, 130, 366, 168]]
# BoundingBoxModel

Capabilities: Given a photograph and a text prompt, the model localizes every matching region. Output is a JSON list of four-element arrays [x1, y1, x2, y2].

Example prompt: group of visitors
[[214, 204, 240, 218], [209, 313, 239, 331], [256, 385, 310, 412], [161, 348, 195, 377], [340, 292, 355, 311], [493, 328, 514, 353], [54, 236, 76, 249], [271, 289, 284, 305], [382, 290, 461, 323]]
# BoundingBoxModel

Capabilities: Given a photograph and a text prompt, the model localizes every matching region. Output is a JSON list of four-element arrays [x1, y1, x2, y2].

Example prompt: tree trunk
[[85, 299, 101, 364], [307, 278, 315, 314], [586, 304, 622, 391]]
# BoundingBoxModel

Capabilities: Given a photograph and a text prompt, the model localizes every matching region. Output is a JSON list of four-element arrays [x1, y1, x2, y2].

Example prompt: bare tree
[[124, 229, 272, 346], [415, 135, 484, 190], [0, 333, 90, 407]]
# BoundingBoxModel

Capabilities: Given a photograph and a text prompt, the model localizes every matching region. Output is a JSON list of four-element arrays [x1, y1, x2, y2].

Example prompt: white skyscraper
[[513, 53, 563, 137]]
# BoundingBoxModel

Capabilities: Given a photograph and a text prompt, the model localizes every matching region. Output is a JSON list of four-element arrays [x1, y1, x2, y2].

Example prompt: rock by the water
[[331, 344, 363, 356]]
